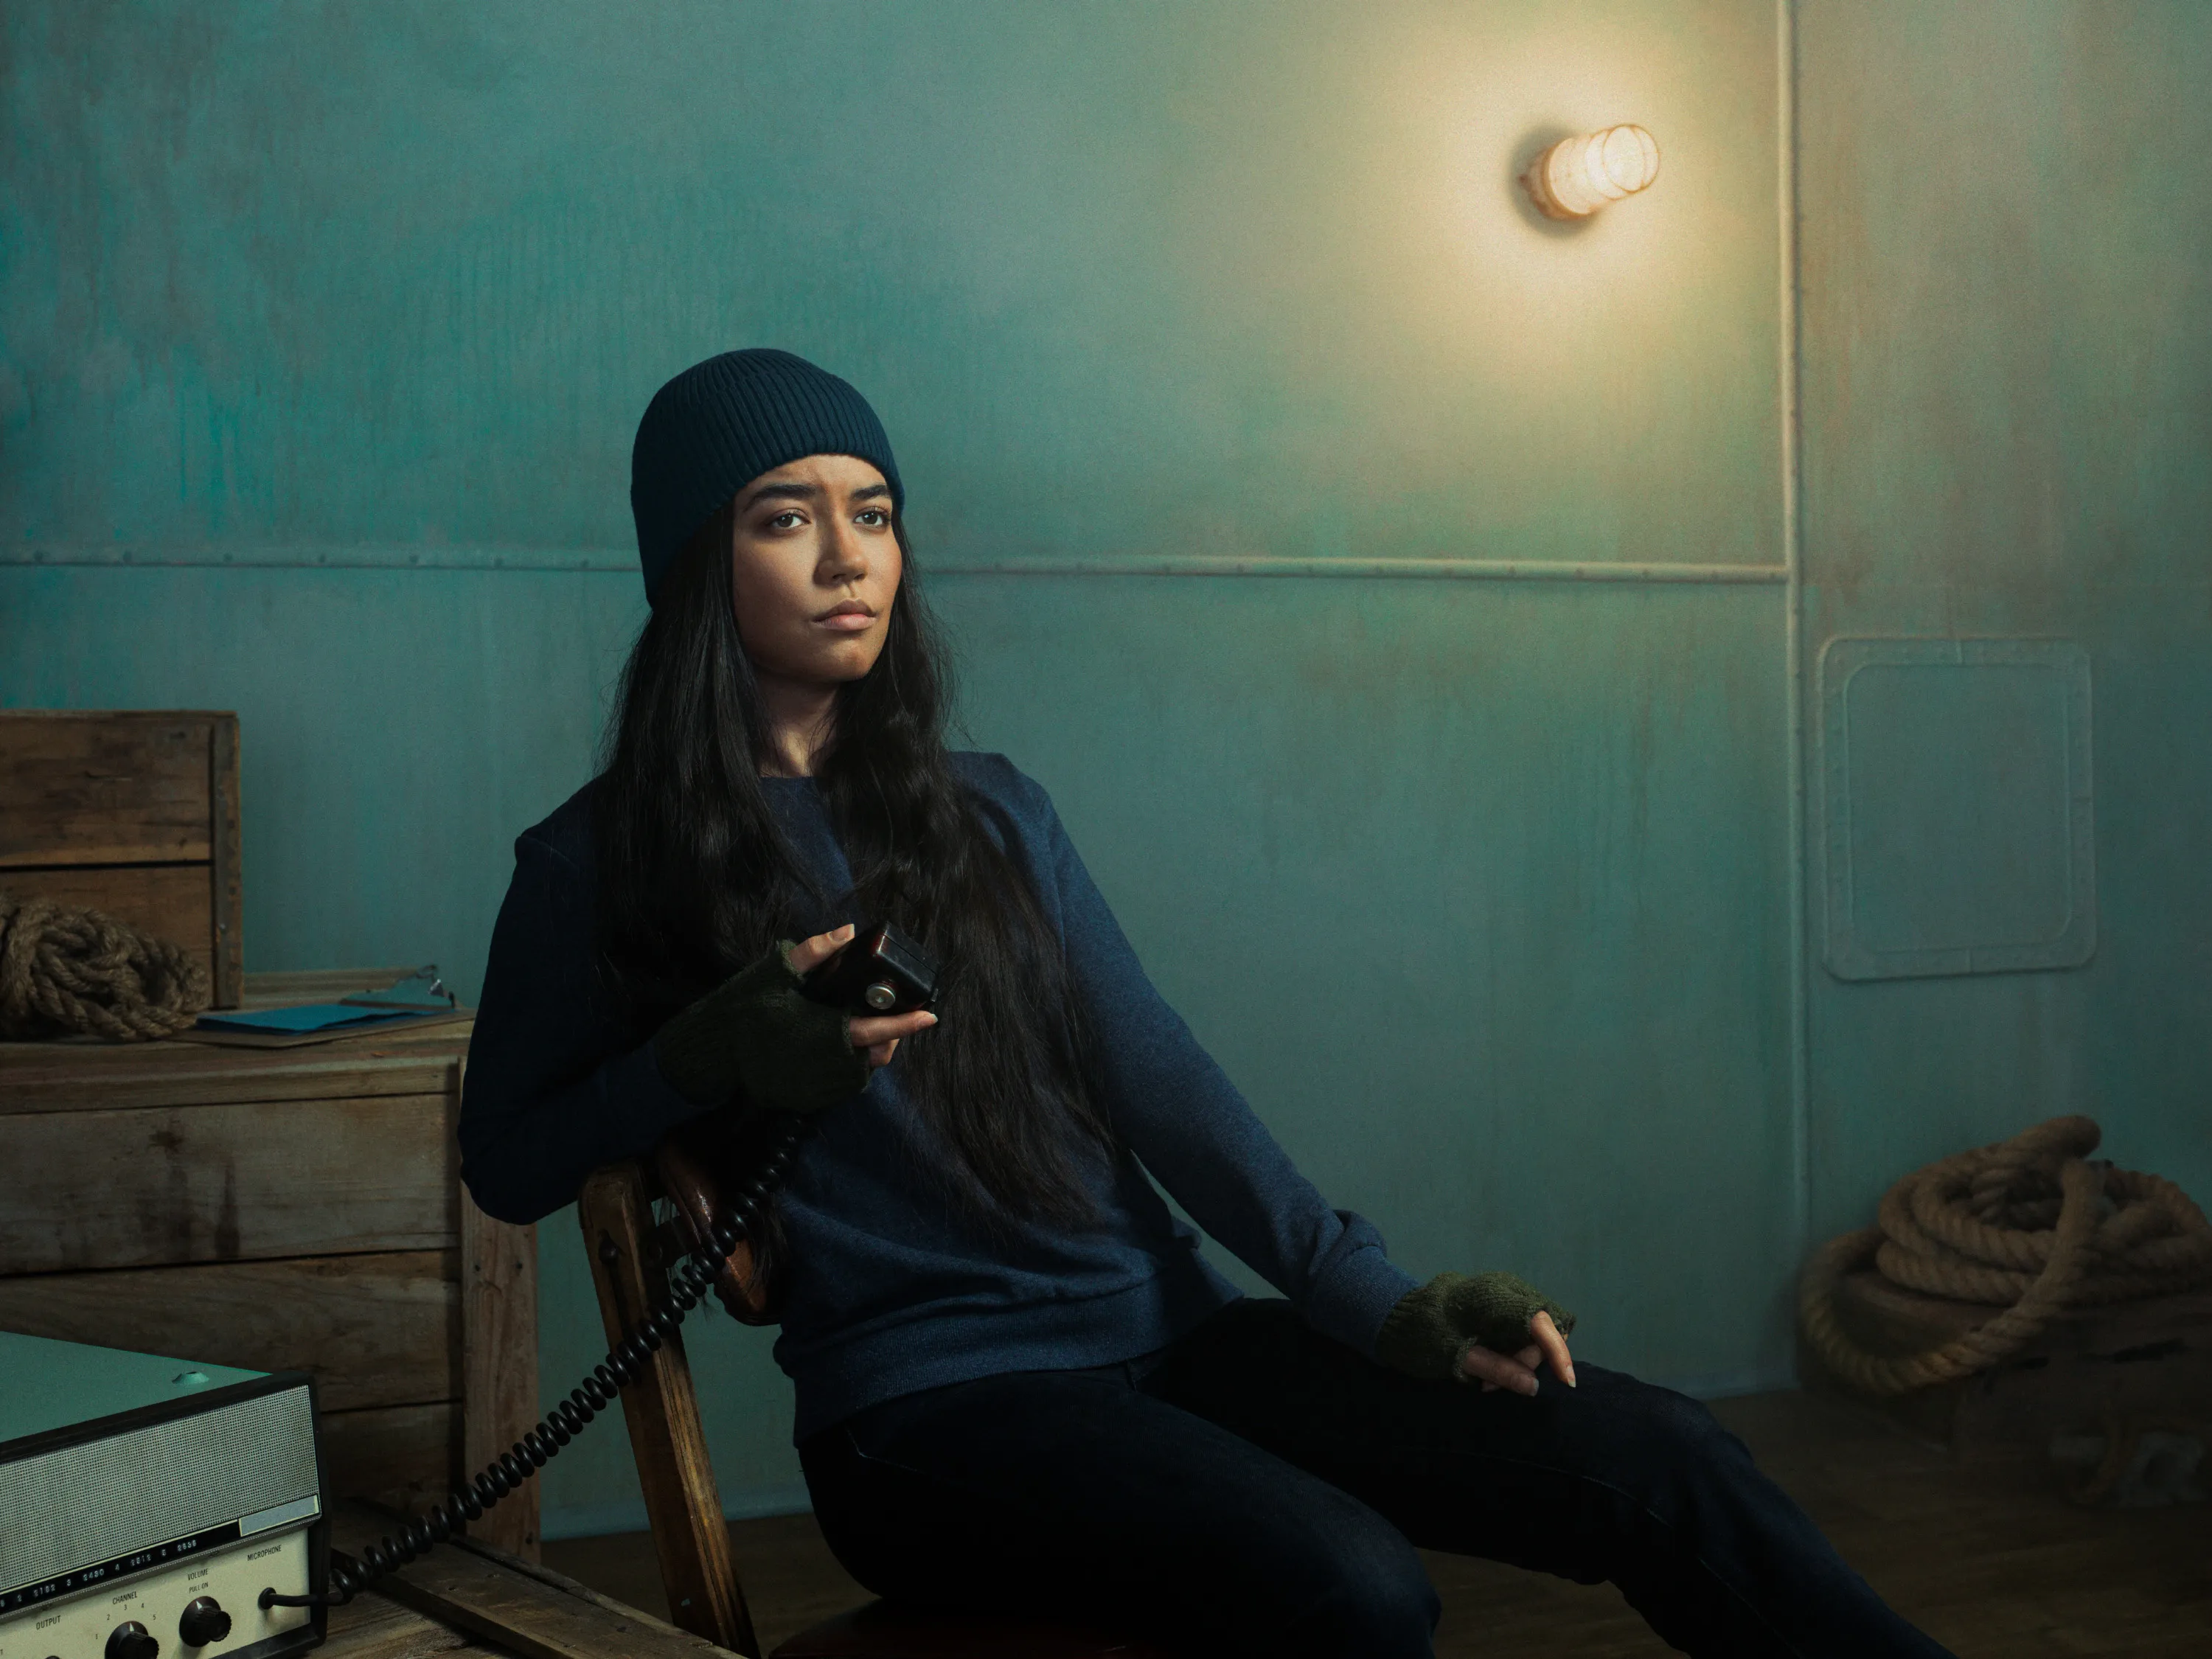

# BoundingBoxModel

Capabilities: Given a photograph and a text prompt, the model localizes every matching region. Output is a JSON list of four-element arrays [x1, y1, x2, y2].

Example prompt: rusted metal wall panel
[[1798, 0, 2212, 1238]]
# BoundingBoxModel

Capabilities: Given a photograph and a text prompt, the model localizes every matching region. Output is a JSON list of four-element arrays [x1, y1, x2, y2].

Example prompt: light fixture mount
[[1521, 125, 1660, 220]]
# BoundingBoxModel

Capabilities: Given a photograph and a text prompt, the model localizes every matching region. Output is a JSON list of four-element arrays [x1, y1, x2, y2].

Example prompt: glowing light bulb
[[1520, 125, 1660, 220]]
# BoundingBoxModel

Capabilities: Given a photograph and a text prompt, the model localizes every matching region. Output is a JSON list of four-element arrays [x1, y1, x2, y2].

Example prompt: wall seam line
[[3, 549, 1791, 585], [1778, 0, 1814, 1361]]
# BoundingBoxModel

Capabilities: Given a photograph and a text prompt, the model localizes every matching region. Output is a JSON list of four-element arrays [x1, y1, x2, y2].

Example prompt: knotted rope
[[1798, 1116, 2212, 1398], [0, 890, 210, 1041]]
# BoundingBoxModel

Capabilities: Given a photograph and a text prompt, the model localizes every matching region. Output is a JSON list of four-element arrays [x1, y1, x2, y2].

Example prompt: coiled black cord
[[261, 1119, 807, 1612]]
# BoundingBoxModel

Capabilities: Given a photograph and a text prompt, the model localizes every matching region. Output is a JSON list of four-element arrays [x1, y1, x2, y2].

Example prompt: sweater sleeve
[[1018, 774, 1418, 1357], [458, 829, 714, 1224]]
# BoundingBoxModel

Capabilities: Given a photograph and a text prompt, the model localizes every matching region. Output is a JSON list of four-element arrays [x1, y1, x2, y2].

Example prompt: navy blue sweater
[[459, 753, 1416, 1439]]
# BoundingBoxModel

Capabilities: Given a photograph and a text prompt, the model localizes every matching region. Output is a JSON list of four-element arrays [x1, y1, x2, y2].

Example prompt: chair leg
[[579, 1164, 763, 1657], [461, 1189, 541, 1560]]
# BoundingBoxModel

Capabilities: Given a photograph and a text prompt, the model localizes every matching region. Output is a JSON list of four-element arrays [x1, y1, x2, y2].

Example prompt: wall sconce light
[[1520, 125, 1660, 220]]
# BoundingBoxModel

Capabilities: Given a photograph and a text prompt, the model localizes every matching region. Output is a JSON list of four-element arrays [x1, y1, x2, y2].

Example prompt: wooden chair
[[577, 1163, 1174, 1658]]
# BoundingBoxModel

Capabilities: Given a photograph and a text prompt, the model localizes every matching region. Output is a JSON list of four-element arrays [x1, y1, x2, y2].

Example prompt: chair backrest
[[578, 1162, 762, 1656]]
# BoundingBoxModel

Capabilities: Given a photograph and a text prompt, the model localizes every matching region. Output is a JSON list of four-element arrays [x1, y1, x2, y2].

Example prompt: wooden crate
[[1802, 1268, 2212, 1455], [0, 974, 540, 1557], [0, 709, 245, 1007]]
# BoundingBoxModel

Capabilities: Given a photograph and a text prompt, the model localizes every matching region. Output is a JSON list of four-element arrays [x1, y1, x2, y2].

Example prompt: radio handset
[[263, 922, 938, 1613], [661, 919, 939, 1321], [797, 918, 939, 1015]]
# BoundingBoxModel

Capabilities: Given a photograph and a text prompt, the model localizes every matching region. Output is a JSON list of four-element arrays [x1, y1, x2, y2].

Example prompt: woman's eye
[[856, 508, 889, 527], [770, 511, 804, 530]]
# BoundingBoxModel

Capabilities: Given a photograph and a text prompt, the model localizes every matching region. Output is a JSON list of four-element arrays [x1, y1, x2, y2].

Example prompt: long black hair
[[593, 500, 1113, 1225]]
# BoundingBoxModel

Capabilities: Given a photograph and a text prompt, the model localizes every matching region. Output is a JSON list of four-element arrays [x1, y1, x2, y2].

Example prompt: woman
[[460, 349, 1952, 1659]]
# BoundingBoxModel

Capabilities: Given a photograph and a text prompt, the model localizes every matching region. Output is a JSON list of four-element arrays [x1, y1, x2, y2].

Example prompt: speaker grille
[[0, 1385, 319, 1595]]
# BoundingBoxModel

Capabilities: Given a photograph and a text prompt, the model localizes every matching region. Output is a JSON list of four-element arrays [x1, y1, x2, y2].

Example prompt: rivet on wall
[[1520, 125, 1660, 220]]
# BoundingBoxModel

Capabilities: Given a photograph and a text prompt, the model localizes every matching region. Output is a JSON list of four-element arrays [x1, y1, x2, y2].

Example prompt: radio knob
[[105, 1622, 159, 1659], [178, 1597, 232, 1648]]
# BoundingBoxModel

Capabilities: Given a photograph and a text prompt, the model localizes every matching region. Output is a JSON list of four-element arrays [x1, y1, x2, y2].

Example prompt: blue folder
[[192, 1003, 418, 1035]]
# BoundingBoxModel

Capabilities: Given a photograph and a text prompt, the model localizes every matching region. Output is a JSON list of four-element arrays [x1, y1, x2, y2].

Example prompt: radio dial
[[178, 1596, 233, 1648], [105, 1622, 159, 1659]]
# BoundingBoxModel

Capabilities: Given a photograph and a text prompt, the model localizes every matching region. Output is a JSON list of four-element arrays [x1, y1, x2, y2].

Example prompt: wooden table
[[0, 973, 540, 1556], [326, 1504, 726, 1659]]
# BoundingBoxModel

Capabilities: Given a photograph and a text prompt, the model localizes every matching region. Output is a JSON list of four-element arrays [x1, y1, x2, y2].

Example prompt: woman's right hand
[[786, 924, 938, 1068], [1459, 1310, 1576, 1395]]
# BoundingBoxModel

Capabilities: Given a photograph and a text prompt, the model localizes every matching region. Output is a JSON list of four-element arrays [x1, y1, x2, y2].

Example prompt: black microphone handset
[[799, 917, 939, 1015], [272, 922, 939, 1615]]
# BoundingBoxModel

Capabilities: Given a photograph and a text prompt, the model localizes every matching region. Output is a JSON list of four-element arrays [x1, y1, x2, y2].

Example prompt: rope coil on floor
[[1798, 1116, 2212, 1398], [0, 889, 210, 1041]]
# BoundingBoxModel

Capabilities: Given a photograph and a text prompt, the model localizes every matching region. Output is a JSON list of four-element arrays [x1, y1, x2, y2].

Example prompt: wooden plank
[[578, 1164, 759, 1657], [209, 713, 243, 1006], [462, 1178, 542, 1562], [323, 1591, 488, 1659], [0, 1030, 470, 1113], [0, 860, 216, 991], [774, 1604, 1163, 1658], [330, 1500, 731, 1659], [243, 967, 423, 1008], [0, 711, 217, 866], [324, 1401, 459, 1513], [447, 1534, 728, 1646], [0, 1093, 459, 1271], [0, 1250, 459, 1411]]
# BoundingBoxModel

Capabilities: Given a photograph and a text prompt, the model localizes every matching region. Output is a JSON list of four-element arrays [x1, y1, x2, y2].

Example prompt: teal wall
[[4, 0, 2202, 1537], [1796, 1, 2212, 1237]]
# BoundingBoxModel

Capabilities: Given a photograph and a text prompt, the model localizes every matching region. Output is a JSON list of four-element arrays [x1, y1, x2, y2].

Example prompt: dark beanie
[[629, 349, 903, 605]]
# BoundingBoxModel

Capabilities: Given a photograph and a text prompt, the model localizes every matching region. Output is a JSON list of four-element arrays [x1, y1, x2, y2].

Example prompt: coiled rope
[[1798, 1116, 2212, 1398], [0, 890, 209, 1041]]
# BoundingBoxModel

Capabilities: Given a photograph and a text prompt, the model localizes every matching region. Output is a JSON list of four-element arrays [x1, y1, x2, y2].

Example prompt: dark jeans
[[799, 1300, 1955, 1658]]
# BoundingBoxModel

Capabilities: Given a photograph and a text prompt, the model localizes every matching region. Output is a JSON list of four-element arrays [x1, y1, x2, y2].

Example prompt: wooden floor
[[543, 1388, 2212, 1657]]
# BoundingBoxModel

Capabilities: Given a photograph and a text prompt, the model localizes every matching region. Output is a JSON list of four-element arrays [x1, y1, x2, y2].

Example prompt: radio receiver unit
[[0, 1332, 326, 1659]]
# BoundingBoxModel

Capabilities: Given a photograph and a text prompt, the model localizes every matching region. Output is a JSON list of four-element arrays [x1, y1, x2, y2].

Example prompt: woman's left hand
[[1458, 1310, 1577, 1395]]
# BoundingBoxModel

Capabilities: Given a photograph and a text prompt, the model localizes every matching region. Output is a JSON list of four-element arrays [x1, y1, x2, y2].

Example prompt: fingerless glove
[[652, 944, 871, 1115], [1375, 1270, 1578, 1385]]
